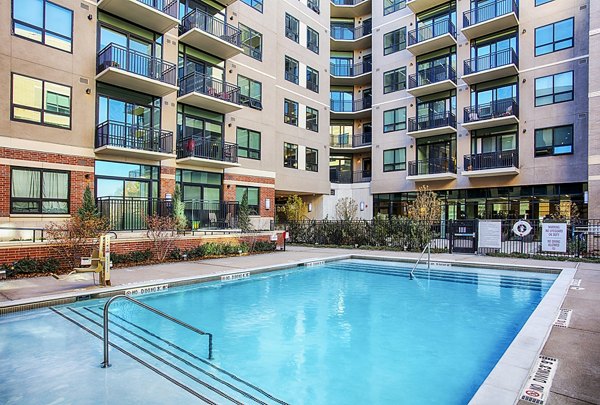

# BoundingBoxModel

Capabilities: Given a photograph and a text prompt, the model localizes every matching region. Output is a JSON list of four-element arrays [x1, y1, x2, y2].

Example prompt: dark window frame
[[284, 142, 299, 169], [383, 107, 407, 133], [11, 72, 73, 130], [10, 166, 70, 214], [534, 17, 574, 56], [237, 127, 261, 160], [307, 0, 320, 14], [284, 99, 299, 126], [383, 148, 407, 172], [384, 28, 406, 56], [285, 13, 300, 43], [11, 0, 74, 53], [306, 147, 319, 172], [535, 125, 574, 157], [307, 26, 320, 54], [306, 66, 319, 93], [285, 56, 300, 84], [384, 0, 406, 15], [535, 0, 553, 5], [241, 0, 263, 13], [236, 185, 260, 214], [306, 106, 319, 132], [535, 71, 574, 107], [383, 67, 406, 94], [237, 75, 263, 110], [240, 23, 263, 61]]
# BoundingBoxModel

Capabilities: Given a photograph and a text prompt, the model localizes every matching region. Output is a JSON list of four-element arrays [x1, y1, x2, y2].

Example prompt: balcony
[[462, 98, 519, 130], [330, 25, 372, 51], [97, 0, 179, 34], [462, 0, 519, 40], [407, 158, 457, 181], [96, 197, 239, 231], [407, 111, 457, 138], [176, 137, 240, 169], [95, 121, 175, 160], [462, 150, 519, 177], [330, 62, 372, 85], [407, 20, 457, 56], [179, 9, 243, 60], [177, 72, 242, 114], [330, 98, 372, 119], [96, 44, 178, 97], [330, 0, 372, 18], [330, 169, 372, 184], [462, 48, 519, 85], [330, 132, 372, 152], [408, 64, 457, 97], [407, 0, 448, 15]]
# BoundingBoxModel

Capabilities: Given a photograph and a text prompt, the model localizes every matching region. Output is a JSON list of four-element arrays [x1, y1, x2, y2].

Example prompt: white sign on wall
[[542, 222, 567, 253], [478, 220, 502, 249]]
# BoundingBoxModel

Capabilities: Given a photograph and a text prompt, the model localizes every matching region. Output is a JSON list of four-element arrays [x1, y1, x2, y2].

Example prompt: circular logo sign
[[513, 220, 532, 237]]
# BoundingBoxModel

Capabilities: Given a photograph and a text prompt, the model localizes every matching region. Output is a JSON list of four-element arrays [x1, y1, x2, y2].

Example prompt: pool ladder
[[101, 294, 213, 368], [409, 243, 431, 280]]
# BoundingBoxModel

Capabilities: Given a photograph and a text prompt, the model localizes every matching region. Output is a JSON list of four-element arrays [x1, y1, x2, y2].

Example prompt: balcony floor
[[330, 0, 372, 18], [178, 29, 243, 60], [96, 68, 178, 97], [407, 172, 457, 181], [408, 79, 456, 97], [95, 145, 176, 161], [462, 167, 520, 177], [462, 64, 519, 85], [330, 72, 372, 86], [462, 13, 519, 40], [462, 115, 519, 131], [176, 156, 240, 169], [330, 35, 372, 51], [407, 34, 457, 56], [407, 125, 457, 138], [97, 0, 179, 34], [177, 92, 242, 114]]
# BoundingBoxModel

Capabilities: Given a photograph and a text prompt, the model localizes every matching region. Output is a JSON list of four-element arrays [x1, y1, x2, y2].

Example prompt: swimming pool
[[0, 258, 559, 404]]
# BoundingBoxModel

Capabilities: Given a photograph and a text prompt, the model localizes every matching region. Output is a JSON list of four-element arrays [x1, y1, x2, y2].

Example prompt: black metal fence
[[330, 24, 371, 40], [463, 0, 518, 28], [409, 64, 456, 89], [330, 132, 372, 148], [464, 98, 518, 123], [284, 219, 600, 259], [96, 121, 173, 154], [464, 150, 519, 171], [330, 62, 372, 77], [464, 48, 518, 75], [180, 8, 241, 46], [330, 98, 372, 112], [408, 158, 457, 176], [408, 111, 456, 132], [137, 0, 178, 18], [408, 19, 456, 46], [178, 71, 241, 105], [176, 136, 238, 163]]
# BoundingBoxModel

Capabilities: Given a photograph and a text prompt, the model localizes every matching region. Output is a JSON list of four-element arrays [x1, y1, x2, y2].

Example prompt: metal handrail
[[102, 294, 213, 368], [409, 242, 430, 280]]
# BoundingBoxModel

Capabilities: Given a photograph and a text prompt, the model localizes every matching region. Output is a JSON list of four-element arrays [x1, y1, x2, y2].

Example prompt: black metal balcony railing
[[330, 62, 372, 77], [137, 0, 178, 18], [330, 98, 372, 112], [330, 132, 372, 148], [408, 19, 456, 46], [330, 24, 372, 40], [408, 111, 456, 132], [464, 150, 519, 171], [330, 169, 372, 184], [180, 8, 241, 47], [97, 43, 177, 85], [463, 0, 518, 28], [408, 158, 457, 176], [408, 64, 456, 89], [96, 121, 173, 154], [177, 136, 238, 164], [96, 197, 239, 231], [331, 0, 369, 6], [463, 98, 518, 123], [464, 48, 519, 75], [178, 72, 241, 105]]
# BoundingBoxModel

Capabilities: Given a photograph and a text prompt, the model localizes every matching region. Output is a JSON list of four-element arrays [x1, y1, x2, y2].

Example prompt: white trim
[[224, 167, 276, 179], [517, 55, 589, 74], [0, 158, 93, 173], [275, 85, 329, 108], [0, 136, 96, 158], [224, 180, 275, 188]]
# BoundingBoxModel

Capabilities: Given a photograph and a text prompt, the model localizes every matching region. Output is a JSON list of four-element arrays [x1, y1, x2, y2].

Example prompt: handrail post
[[427, 242, 431, 272]]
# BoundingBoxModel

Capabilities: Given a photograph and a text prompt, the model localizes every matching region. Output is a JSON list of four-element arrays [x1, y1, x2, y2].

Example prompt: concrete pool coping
[[0, 253, 576, 404]]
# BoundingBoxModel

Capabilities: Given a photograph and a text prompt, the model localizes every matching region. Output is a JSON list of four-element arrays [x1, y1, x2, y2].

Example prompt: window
[[12, 0, 73, 52], [384, 28, 405, 56], [237, 127, 261, 160], [284, 143, 298, 168], [383, 107, 406, 132], [307, 26, 319, 54], [384, 0, 406, 15], [240, 24, 262, 60], [241, 0, 263, 12], [238, 75, 262, 109], [307, 0, 320, 14], [535, 0, 553, 5], [307, 67, 319, 93], [284, 99, 299, 126], [383, 67, 406, 94], [306, 106, 319, 132], [285, 13, 299, 43], [535, 125, 573, 156], [285, 56, 299, 84], [236, 186, 259, 214], [535, 18, 574, 56], [535, 71, 573, 106], [12, 73, 71, 128], [383, 148, 406, 172], [306, 148, 318, 172], [11, 167, 69, 214]]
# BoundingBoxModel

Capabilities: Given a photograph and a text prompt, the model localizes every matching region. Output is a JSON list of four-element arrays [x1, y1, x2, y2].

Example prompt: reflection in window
[[236, 186, 259, 214], [240, 24, 262, 60], [535, 125, 573, 156], [13, 0, 73, 52], [237, 127, 261, 160], [383, 148, 406, 172], [535, 71, 573, 106], [11, 168, 69, 214], [306, 107, 319, 132], [535, 18, 574, 56], [306, 148, 319, 172], [284, 143, 298, 168], [284, 99, 299, 126], [12, 74, 71, 128]]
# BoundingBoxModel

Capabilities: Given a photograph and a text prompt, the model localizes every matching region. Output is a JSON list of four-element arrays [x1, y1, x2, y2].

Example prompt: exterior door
[[450, 220, 478, 253]]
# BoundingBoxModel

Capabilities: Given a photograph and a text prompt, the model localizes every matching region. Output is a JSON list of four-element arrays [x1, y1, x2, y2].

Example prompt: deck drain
[[521, 356, 558, 404], [553, 309, 572, 328]]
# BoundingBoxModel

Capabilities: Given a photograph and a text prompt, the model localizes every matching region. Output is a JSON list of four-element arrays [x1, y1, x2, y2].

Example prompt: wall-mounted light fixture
[[360, 201, 365, 211], [265, 198, 271, 210], [308, 203, 313, 212], [86, 88, 91, 94], [584, 191, 589, 204]]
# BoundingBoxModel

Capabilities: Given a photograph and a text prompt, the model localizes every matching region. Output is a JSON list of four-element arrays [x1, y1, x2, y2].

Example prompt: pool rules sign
[[542, 222, 567, 253]]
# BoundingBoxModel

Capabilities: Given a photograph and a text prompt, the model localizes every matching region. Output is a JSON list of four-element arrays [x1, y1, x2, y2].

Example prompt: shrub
[[110, 250, 152, 265], [252, 241, 276, 252], [3, 257, 60, 277]]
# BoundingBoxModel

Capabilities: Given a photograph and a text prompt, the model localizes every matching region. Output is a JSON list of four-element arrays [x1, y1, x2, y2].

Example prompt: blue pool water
[[0, 259, 557, 404]]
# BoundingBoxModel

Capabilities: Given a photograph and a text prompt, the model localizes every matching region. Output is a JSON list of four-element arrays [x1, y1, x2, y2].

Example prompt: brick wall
[[160, 166, 176, 198], [223, 173, 275, 218]]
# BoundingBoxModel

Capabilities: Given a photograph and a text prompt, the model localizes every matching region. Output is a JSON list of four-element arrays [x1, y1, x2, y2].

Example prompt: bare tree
[[407, 186, 442, 221], [146, 215, 180, 262], [335, 197, 359, 221]]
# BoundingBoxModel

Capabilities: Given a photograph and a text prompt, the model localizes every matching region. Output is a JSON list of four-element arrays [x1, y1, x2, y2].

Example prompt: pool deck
[[1, 246, 599, 404]]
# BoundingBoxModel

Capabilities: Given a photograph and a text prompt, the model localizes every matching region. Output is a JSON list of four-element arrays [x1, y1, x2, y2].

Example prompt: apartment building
[[321, 0, 594, 221], [0, 0, 596, 236], [0, 0, 329, 233]]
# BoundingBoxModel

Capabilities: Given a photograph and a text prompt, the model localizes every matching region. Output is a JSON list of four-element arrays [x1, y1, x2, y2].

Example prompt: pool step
[[51, 306, 287, 405]]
